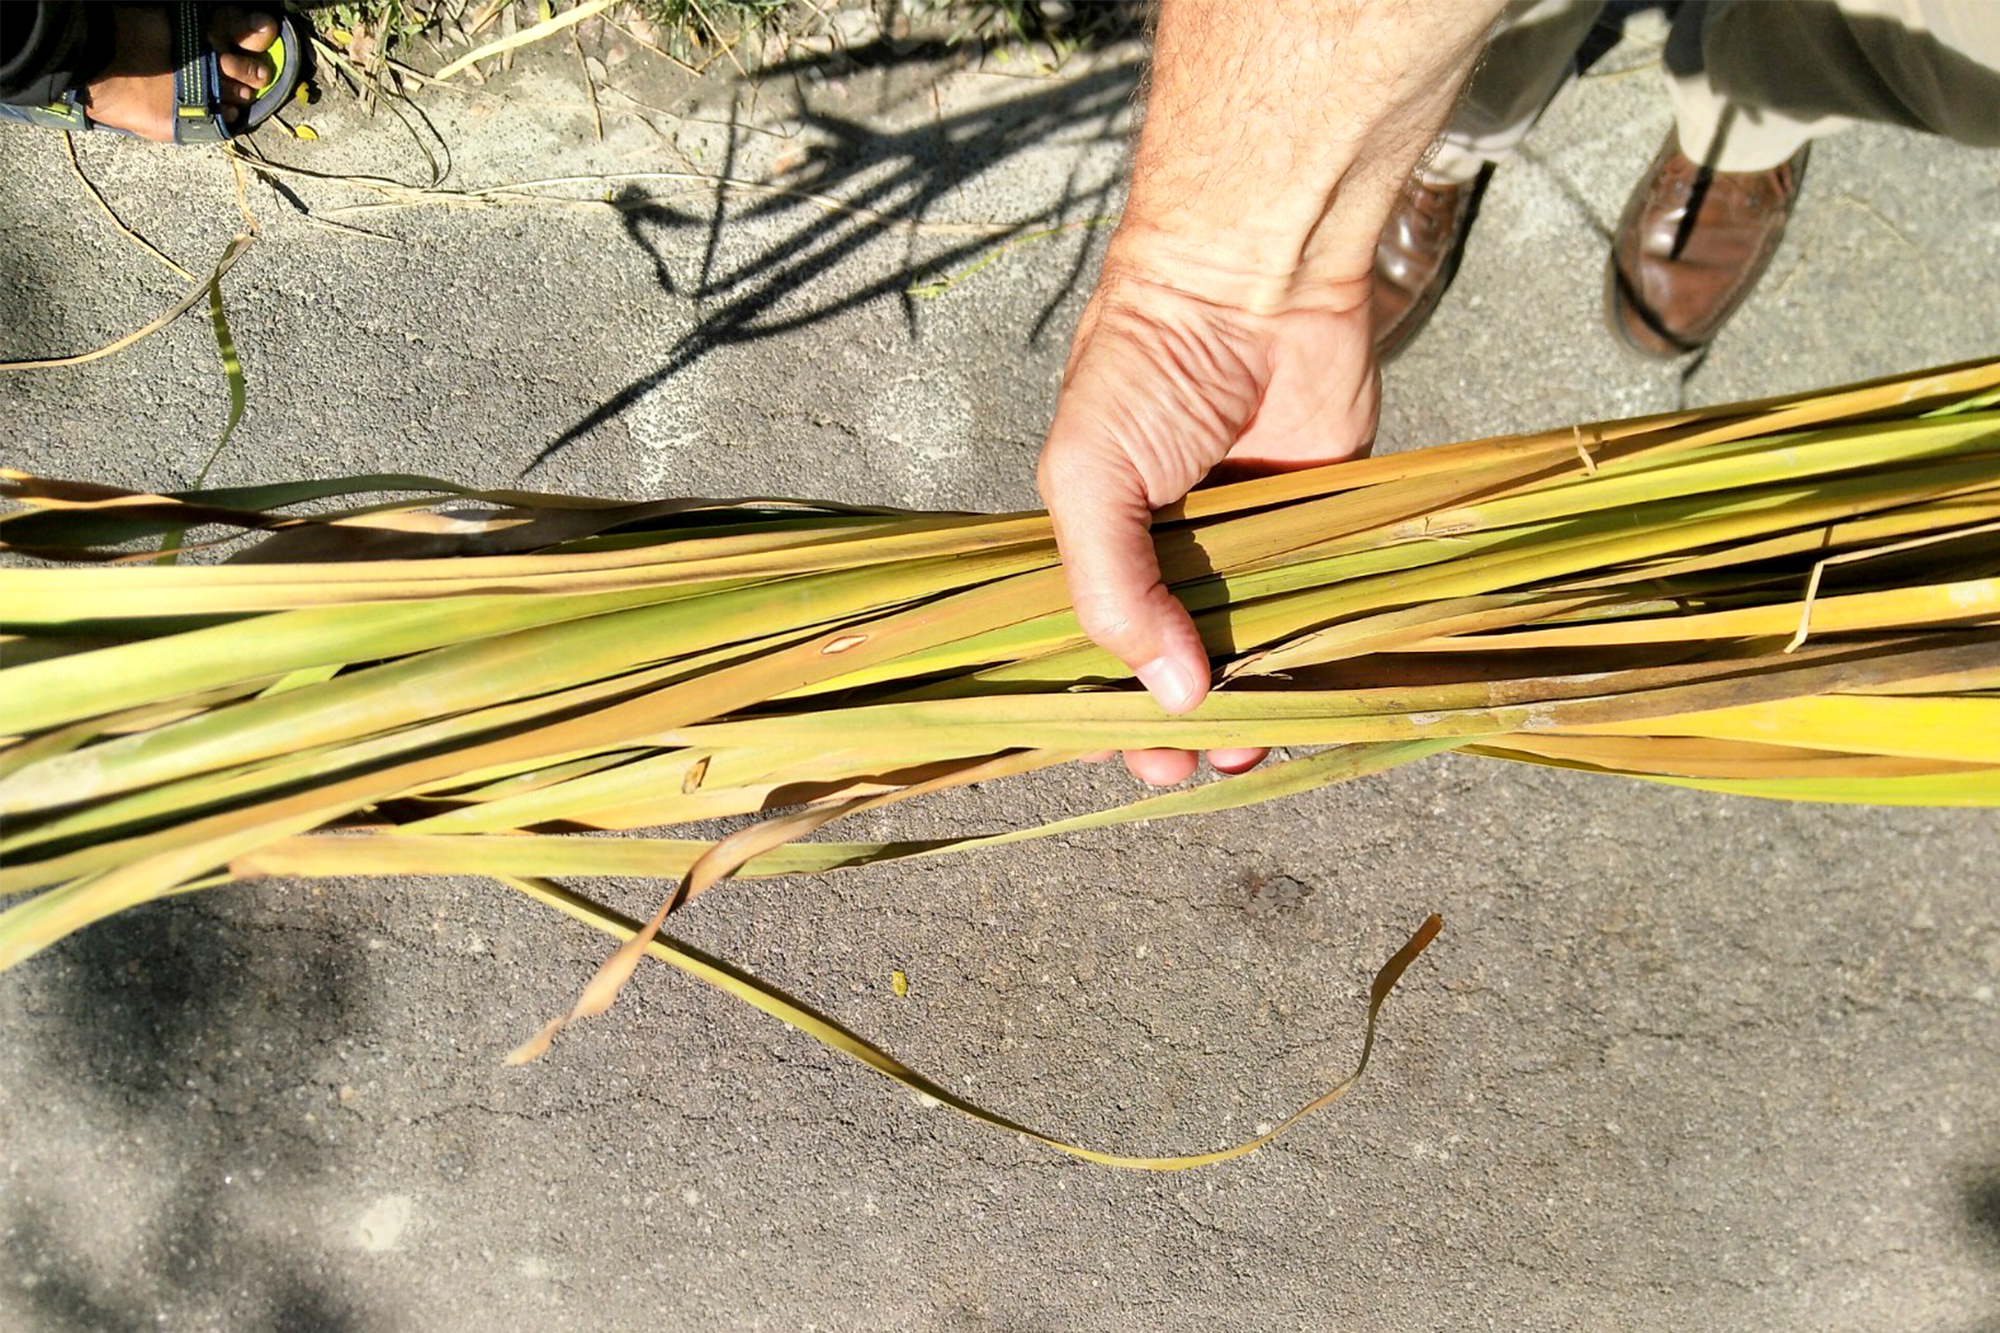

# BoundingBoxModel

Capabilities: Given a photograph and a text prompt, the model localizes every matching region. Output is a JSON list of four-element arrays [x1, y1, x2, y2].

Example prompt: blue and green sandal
[[0, 3, 304, 144]]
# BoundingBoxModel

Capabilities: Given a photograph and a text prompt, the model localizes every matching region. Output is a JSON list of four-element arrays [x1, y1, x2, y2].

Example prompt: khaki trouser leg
[[1424, 0, 1606, 184], [1667, 0, 2000, 171]]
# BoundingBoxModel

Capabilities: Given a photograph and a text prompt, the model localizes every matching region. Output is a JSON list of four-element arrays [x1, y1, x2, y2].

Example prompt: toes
[[212, 7, 280, 54], [1206, 747, 1268, 775], [1123, 748, 1198, 787], [219, 51, 274, 91], [219, 77, 259, 105]]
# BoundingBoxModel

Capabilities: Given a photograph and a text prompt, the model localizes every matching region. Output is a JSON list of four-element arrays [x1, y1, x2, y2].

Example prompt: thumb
[[1041, 452, 1210, 715]]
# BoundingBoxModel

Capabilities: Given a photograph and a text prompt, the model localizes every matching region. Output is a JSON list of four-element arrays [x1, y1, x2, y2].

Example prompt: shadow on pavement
[[525, 53, 1141, 474], [1954, 1162, 2000, 1333], [1966, 1164, 2000, 1250], [6, 897, 368, 1331]]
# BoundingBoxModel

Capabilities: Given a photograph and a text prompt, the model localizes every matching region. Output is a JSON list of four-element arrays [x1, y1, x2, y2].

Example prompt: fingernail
[[1134, 656, 1199, 713]]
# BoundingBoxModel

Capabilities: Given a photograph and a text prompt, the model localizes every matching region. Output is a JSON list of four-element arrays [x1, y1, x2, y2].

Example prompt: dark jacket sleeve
[[0, 2, 114, 105]]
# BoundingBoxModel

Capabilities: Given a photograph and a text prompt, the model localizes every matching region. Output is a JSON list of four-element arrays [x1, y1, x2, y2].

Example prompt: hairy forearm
[[1116, 0, 1505, 312]]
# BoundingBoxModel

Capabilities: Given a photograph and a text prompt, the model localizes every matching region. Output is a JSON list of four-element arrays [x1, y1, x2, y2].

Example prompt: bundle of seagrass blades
[[3, 356, 1998, 1168]]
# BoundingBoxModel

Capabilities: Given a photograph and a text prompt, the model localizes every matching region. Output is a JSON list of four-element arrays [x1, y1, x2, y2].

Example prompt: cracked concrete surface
[[3, 14, 1999, 1333]]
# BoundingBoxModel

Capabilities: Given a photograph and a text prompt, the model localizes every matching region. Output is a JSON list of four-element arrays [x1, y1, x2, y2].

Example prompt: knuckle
[[1034, 449, 1076, 505], [1070, 591, 1137, 649]]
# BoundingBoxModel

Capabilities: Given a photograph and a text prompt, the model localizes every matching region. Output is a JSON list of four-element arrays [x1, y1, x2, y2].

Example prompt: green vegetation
[[4, 357, 1996, 1166]]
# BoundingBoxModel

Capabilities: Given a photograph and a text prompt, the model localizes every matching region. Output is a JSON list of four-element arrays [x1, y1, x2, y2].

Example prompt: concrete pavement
[[3, 13, 1998, 1331]]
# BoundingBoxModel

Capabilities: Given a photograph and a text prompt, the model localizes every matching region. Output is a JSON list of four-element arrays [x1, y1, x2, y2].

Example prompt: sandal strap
[[171, 3, 230, 145], [0, 90, 92, 132]]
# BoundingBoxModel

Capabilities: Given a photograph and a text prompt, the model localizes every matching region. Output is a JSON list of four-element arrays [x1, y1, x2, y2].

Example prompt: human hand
[[1024, 0, 1495, 785], [1037, 241, 1379, 786], [82, 5, 279, 142]]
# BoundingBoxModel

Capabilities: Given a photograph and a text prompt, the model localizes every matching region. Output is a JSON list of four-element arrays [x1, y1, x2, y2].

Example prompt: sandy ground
[[3, 12, 1998, 1332]]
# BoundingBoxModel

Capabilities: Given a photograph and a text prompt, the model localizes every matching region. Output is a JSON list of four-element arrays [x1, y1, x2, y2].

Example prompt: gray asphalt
[[3, 14, 1998, 1332]]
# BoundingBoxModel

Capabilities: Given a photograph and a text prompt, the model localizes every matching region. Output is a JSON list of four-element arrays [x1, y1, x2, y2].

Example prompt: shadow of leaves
[[526, 55, 1141, 473], [5, 895, 368, 1330]]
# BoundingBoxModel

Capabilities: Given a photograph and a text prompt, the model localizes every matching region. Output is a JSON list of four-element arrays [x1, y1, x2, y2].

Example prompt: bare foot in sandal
[[82, 4, 281, 142]]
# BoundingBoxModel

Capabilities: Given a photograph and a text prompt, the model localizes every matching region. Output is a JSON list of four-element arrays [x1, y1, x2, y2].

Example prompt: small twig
[[383, 56, 480, 94], [466, 0, 508, 38], [247, 162, 1034, 236], [311, 33, 396, 116], [572, 27, 602, 143], [225, 147, 403, 243], [1572, 424, 1599, 476], [62, 133, 194, 282], [588, 86, 792, 162], [687, 0, 750, 79], [227, 151, 460, 194], [581, 89, 677, 151], [605, 16, 700, 76], [1785, 519, 2000, 652], [0, 233, 255, 371], [226, 155, 1081, 242], [228, 153, 261, 235], [1786, 557, 1832, 654], [435, 0, 616, 80], [647, 99, 800, 139]]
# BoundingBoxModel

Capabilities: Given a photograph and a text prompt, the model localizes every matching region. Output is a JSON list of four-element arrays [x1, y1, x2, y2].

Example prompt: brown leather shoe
[[1607, 134, 1809, 359], [1372, 174, 1480, 362]]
